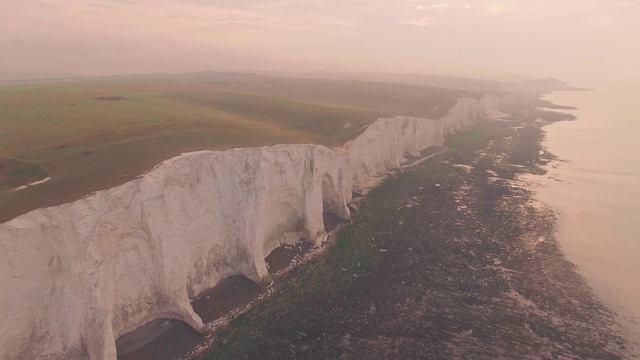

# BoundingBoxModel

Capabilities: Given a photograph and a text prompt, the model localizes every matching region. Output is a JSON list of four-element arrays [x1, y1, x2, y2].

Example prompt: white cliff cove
[[0, 95, 504, 360]]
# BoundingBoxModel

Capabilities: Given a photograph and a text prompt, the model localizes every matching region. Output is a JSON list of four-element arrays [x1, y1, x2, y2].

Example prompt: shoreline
[[191, 98, 634, 359], [125, 94, 637, 359]]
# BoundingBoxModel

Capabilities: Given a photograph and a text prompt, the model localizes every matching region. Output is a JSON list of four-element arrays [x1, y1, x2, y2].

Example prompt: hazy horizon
[[3, 0, 640, 87]]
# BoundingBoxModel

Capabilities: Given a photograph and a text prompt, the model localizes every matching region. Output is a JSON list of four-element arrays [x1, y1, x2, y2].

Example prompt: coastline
[[119, 92, 636, 359], [193, 97, 633, 359]]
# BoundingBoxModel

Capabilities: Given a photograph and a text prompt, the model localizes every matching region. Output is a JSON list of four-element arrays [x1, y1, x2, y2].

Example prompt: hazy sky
[[2, 0, 639, 85]]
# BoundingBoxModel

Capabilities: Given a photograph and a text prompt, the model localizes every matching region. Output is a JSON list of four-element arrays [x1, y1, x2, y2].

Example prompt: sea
[[536, 86, 640, 347]]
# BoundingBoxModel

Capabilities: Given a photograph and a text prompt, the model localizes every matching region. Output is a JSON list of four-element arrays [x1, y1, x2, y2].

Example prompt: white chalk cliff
[[0, 95, 504, 359]]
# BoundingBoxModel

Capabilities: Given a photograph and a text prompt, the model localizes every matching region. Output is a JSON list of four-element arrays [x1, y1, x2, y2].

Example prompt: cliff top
[[0, 72, 473, 222]]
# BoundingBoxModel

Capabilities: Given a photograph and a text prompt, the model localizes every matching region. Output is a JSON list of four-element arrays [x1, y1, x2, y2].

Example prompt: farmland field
[[0, 72, 470, 222]]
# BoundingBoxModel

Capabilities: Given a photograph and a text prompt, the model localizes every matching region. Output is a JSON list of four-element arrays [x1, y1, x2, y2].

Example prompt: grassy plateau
[[0, 72, 468, 222]]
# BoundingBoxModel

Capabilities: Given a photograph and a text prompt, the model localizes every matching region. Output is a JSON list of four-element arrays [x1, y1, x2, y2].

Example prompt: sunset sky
[[2, 0, 639, 85]]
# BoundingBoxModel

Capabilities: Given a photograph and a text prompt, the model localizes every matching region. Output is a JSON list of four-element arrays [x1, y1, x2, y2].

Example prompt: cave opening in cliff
[[265, 239, 316, 274], [115, 318, 203, 360], [321, 175, 348, 232], [191, 275, 267, 323]]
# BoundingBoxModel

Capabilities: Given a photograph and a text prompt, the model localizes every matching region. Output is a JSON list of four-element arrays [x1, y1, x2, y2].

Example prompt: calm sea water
[[537, 87, 640, 341]]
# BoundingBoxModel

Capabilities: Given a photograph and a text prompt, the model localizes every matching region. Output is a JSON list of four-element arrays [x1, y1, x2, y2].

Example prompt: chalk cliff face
[[346, 116, 443, 193], [347, 95, 505, 193], [0, 95, 503, 359]]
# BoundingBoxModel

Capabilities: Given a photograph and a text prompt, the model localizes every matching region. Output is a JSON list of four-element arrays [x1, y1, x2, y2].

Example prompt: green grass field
[[0, 73, 468, 222]]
